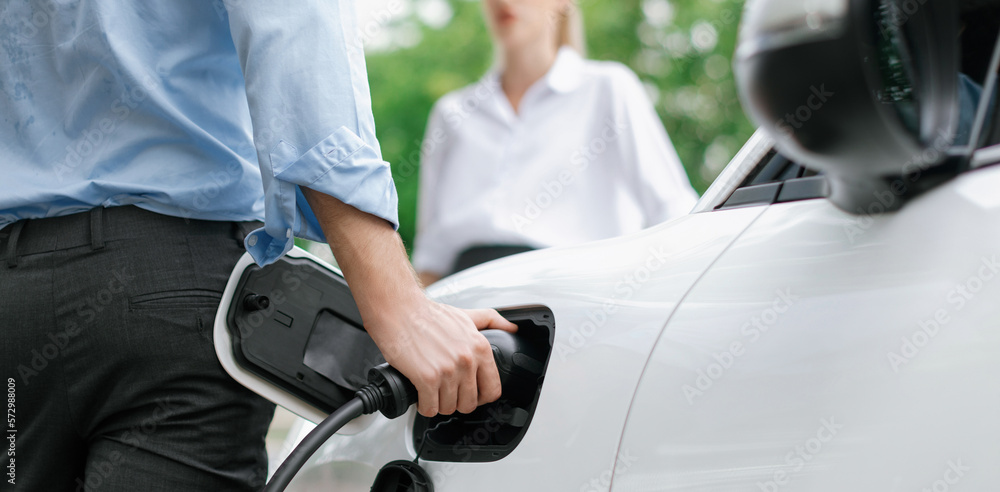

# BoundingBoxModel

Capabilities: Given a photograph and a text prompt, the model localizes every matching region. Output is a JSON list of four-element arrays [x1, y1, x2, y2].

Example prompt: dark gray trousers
[[1, 206, 275, 491]]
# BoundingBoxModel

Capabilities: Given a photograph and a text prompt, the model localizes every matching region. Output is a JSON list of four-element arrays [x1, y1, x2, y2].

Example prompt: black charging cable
[[263, 328, 529, 491], [262, 364, 417, 492]]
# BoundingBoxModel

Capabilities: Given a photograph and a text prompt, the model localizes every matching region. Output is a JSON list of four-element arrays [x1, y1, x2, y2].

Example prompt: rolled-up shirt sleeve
[[225, 0, 398, 265]]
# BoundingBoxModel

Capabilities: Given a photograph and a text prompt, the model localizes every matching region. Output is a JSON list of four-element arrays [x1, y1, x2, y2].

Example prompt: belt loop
[[231, 222, 245, 245], [6, 220, 25, 268], [232, 221, 256, 248], [90, 207, 105, 251]]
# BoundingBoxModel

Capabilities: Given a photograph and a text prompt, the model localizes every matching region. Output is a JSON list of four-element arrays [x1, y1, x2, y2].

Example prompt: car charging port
[[264, 312, 555, 492], [412, 306, 555, 462], [223, 253, 556, 488]]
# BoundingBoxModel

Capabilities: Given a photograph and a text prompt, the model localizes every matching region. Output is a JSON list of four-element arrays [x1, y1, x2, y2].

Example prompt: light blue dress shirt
[[0, 0, 398, 265]]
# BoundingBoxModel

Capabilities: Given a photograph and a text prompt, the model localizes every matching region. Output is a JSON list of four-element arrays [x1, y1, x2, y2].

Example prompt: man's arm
[[302, 188, 517, 417], [418, 271, 442, 287], [223, 2, 514, 414]]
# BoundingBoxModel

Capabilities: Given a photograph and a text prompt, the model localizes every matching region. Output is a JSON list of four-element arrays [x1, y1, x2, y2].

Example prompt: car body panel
[[279, 206, 766, 491], [613, 165, 1000, 491], [271, 137, 1000, 490]]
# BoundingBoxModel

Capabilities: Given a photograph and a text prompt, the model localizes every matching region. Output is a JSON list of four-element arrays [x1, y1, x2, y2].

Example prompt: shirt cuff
[[245, 126, 399, 266]]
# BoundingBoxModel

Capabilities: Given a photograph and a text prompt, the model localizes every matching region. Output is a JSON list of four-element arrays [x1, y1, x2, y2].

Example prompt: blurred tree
[[363, 0, 756, 253]]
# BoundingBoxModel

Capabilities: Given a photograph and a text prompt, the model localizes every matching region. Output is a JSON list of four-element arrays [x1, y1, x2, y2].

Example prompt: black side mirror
[[735, 0, 960, 212]]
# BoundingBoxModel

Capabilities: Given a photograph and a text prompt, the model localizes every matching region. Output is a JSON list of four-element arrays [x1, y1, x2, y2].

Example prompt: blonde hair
[[556, 2, 586, 56]]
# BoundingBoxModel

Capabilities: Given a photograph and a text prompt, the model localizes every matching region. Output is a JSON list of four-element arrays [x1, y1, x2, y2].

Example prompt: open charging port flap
[[224, 252, 382, 415], [217, 248, 555, 451]]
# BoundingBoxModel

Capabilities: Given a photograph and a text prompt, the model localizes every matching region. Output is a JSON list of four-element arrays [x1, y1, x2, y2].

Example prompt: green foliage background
[[363, 0, 755, 252]]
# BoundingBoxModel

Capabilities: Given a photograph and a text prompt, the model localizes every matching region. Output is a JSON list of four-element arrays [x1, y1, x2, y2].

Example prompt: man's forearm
[[300, 187, 515, 417], [418, 271, 442, 288], [301, 188, 424, 335]]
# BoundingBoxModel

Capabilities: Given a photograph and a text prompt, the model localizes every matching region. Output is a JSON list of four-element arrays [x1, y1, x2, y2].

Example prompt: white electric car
[[216, 0, 1000, 490]]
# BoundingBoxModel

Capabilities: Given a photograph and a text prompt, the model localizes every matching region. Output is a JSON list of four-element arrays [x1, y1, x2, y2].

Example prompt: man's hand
[[366, 301, 517, 416], [302, 188, 517, 417]]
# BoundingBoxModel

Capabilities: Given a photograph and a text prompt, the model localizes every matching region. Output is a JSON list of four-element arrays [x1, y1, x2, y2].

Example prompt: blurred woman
[[413, 0, 698, 285]]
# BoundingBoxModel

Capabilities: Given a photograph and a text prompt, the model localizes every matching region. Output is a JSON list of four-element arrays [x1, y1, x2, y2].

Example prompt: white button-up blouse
[[413, 47, 699, 275]]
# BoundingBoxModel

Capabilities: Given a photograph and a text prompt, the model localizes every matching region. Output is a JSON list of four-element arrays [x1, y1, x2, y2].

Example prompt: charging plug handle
[[358, 329, 529, 419], [357, 364, 417, 419], [265, 329, 533, 492]]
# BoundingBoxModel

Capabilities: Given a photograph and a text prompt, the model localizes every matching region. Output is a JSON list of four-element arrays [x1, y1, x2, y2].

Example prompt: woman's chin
[[497, 32, 539, 53]]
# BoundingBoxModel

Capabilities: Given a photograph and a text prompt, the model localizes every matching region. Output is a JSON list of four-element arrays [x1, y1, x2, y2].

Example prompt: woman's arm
[[413, 101, 454, 284], [613, 67, 699, 225]]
